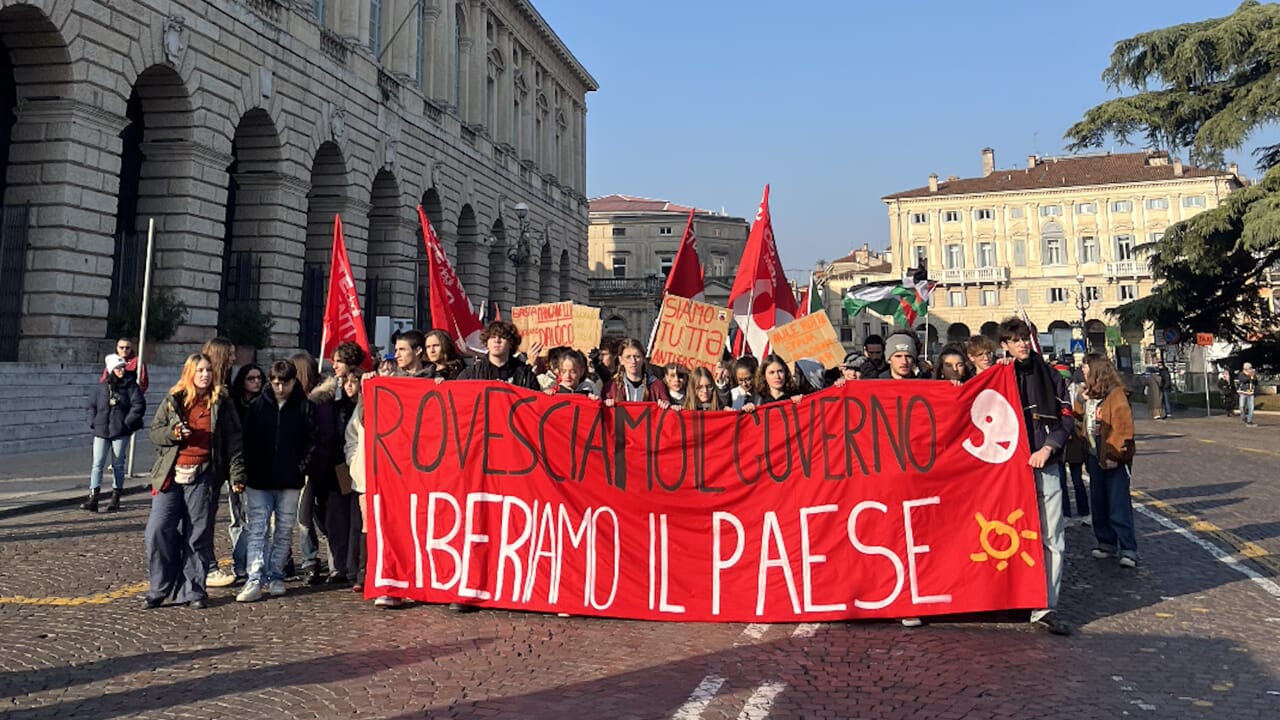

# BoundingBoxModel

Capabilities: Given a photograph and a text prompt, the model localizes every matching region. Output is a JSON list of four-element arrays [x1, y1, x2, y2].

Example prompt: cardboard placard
[[572, 305, 602, 353], [649, 294, 731, 372], [511, 302, 575, 356], [766, 313, 846, 369]]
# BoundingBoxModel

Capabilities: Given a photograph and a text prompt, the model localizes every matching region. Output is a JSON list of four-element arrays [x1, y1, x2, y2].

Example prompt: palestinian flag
[[796, 273, 824, 318], [842, 280, 936, 327]]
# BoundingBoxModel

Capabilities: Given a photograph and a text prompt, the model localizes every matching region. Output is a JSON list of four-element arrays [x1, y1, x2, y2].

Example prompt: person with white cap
[[880, 330, 921, 380], [83, 353, 146, 512], [1237, 362, 1259, 426]]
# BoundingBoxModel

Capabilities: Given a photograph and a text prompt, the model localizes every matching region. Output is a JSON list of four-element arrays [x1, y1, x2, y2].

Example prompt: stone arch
[[1046, 319, 1072, 358], [300, 141, 349, 351], [488, 217, 513, 312], [980, 321, 1000, 341], [538, 239, 554, 301], [604, 315, 627, 338], [219, 108, 284, 338], [416, 187, 446, 330], [455, 203, 485, 306], [367, 169, 413, 336], [1085, 318, 1107, 353], [946, 322, 971, 343], [112, 64, 206, 347], [558, 248, 571, 304], [0, 3, 75, 358]]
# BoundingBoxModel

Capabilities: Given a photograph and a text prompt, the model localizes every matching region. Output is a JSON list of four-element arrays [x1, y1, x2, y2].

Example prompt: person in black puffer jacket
[[83, 353, 145, 512], [235, 360, 315, 602]]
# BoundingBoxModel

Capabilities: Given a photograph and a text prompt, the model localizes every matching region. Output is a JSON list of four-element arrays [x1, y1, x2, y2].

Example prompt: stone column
[[466, 0, 486, 125], [234, 172, 310, 347], [7, 99, 128, 361], [494, 25, 512, 144]]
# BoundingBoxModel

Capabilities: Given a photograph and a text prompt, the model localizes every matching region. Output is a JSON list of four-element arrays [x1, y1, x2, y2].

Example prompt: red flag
[[493, 302, 502, 322], [796, 287, 810, 318], [321, 215, 374, 370], [419, 206, 484, 354], [663, 209, 705, 300], [728, 185, 797, 357]]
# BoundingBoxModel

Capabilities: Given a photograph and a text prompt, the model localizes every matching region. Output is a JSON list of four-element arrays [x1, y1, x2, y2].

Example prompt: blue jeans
[[1032, 464, 1065, 617], [245, 487, 301, 584], [144, 469, 213, 604], [1059, 462, 1090, 517], [1239, 395, 1255, 424], [227, 488, 248, 577], [1161, 392, 1173, 417], [1086, 456, 1137, 559], [89, 436, 128, 491]]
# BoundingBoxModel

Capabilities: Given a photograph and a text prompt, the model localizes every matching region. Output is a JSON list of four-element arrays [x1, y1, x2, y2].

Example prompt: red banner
[[420, 206, 484, 354], [364, 365, 1047, 622]]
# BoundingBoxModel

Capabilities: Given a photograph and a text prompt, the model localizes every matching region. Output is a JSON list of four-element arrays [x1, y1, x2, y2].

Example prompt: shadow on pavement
[[1145, 481, 1252, 501], [0, 647, 246, 698]]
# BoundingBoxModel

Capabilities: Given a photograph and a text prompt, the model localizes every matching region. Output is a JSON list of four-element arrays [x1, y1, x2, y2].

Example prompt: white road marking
[[792, 623, 820, 638], [737, 681, 787, 720], [1111, 674, 1157, 712], [671, 675, 725, 720], [740, 623, 770, 641], [1134, 503, 1280, 599]]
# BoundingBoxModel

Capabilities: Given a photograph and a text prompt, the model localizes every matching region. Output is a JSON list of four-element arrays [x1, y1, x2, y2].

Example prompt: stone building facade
[[586, 194, 748, 342], [882, 148, 1242, 367], [0, 0, 596, 363], [812, 244, 897, 348]]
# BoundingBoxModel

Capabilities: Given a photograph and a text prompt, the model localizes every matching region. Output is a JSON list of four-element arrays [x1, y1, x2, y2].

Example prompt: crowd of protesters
[[86, 314, 1160, 636]]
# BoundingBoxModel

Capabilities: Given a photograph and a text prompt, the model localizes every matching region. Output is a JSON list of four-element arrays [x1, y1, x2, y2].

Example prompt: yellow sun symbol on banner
[[970, 509, 1039, 571]]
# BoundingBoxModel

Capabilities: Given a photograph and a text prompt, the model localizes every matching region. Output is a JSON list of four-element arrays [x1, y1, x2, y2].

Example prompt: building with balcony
[[0, 0, 595, 363], [812, 244, 898, 348], [587, 195, 748, 341], [881, 148, 1243, 367]]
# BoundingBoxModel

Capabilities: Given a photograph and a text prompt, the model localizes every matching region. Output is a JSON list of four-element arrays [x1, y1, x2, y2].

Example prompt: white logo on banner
[[962, 389, 1019, 465]]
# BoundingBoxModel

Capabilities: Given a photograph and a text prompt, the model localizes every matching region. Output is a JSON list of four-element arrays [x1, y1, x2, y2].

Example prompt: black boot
[[80, 489, 100, 512], [105, 490, 122, 513]]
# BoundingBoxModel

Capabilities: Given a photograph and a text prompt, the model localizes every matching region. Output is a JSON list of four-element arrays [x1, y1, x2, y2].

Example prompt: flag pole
[[127, 218, 156, 479]]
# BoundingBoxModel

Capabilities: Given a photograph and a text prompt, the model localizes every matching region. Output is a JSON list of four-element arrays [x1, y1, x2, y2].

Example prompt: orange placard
[[766, 313, 847, 369], [511, 302, 575, 356], [649, 294, 731, 372], [1195, 333, 1214, 347]]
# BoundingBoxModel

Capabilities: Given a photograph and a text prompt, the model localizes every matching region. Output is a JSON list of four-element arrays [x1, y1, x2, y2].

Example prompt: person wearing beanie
[[83, 353, 145, 512], [882, 331, 919, 380]]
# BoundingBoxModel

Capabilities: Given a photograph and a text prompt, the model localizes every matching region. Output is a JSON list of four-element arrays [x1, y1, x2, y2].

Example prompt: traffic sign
[[1195, 332, 1214, 347], [1070, 338, 1087, 354], [1161, 327, 1181, 345]]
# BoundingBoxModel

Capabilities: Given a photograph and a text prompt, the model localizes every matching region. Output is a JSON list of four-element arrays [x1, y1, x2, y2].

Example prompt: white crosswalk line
[[671, 675, 725, 720], [739, 623, 770, 641], [737, 681, 787, 720], [791, 623, 819, 638]]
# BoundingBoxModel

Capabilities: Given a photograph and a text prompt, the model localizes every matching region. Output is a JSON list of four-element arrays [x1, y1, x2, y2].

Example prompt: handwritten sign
[[766, 313, 846, 369], [572, 305, 602, 353], [511, 302, 575, 356], [649, 295, 730, 371]]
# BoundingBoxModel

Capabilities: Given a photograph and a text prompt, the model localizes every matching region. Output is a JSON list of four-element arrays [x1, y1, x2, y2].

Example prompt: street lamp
[[1073, 272, 1090, 354], [507, 201, 532, 266]]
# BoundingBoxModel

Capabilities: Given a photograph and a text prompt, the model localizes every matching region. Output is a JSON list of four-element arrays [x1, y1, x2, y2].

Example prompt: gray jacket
[[147, 390, 246, 492]]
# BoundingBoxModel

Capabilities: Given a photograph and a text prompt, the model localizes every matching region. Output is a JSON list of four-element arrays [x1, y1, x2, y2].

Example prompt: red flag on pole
[[728, 184, 797, 357], [663, 208, 705, 301], [418, 206, 484, 354], [320, 215, 374, 370]]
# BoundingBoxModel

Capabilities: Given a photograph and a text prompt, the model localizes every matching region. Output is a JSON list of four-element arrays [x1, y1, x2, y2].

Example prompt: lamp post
[[507, 201, 532, 267], [1073, 272, 1090, 359]]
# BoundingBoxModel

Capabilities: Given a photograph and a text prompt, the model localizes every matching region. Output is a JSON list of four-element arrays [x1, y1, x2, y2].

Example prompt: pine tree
[[1064, 1, 1280, 368]]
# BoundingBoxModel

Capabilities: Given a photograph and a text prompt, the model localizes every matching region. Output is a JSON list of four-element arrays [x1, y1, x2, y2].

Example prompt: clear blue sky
[[534, 0, 1276, 275]]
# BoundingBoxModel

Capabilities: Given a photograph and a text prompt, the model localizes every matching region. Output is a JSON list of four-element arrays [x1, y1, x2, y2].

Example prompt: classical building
[[0, 0, 595, 362], [587, 194, 748, 341], [812, 244, 898, 347], [882, 148, 1243, 368]]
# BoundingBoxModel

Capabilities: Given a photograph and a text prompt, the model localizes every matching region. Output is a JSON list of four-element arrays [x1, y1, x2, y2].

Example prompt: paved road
[[0, 417, 1277, 719]]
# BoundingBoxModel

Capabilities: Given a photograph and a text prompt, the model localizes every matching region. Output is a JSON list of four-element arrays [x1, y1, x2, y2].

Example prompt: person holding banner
[[741, 355, 803, 412], [392, 330, 432, 378], [882, 331, 920, 380], [966, 335, 998, 375], [999, 317, 1074, 636], [544, 350, 600, 398], [936, 344, 972, 384], [862, 334, 888, 378], [686, 367, 726, 411], [458, 321, 540, 389], [729, 356, 758, 410], [840, 352, 865, 382], [423, 330, 465, 380], [1075, 353, 1138, 568], [603, 338, 671, 407], [661, 363, 691, 408]]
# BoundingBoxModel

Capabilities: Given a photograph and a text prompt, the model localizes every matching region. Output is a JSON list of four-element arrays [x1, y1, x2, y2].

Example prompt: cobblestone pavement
[[1, 419, 1278, 719]]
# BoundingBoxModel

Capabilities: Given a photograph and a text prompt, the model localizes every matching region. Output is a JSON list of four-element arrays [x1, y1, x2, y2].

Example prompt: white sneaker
[[1091, 547, 1115, 559], [206, 568, 237, 588], [267, 579, 286, 597], [1080, 517, 1092, 527], [900, 618, 923, 627], [1118, 556, 1137, 568], [373, 595, 404, 608], [236, 581, 264, 603]]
